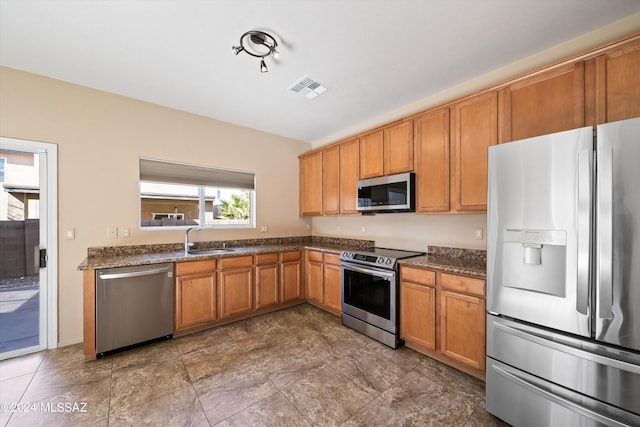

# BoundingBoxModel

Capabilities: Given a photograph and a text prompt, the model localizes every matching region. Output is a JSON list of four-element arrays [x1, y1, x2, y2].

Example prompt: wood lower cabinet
[[306, 250, 324, 305], [400, 267, 436, 351], [174, 260, 217, 332], [280, 251, 303, 302], [305, 249, 342, 315], [255, 253, 279, 310], [219, 256, 253, 319], [440, 290, 485, 371], [400, 266, 486, 379], [323, 253, 342, 314]]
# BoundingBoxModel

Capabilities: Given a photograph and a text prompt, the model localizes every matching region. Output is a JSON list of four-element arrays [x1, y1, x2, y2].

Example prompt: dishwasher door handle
[[99, 266, 172, 280]]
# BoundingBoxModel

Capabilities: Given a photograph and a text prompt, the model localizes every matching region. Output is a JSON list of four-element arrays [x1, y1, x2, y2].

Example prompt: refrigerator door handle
[[597, 146, 613, 319], [491, 363, 633, 427], [576, 149, 591, 315]]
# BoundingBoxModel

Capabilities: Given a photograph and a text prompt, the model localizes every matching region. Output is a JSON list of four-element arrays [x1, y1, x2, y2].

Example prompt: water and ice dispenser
[[501, 229, 567, 297]]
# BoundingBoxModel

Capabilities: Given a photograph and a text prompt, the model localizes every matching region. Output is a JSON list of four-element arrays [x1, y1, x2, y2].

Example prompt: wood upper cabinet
[[414, 108, 450, 213], [359, 121, 414, 179], [499, 62, 585, 143], [174, 260, 217, 332], [218, 256, 253, 319], [451, 91, 497, 212], [400, 267, 436, 352], [339, 137, 360, 214], [305, 250, 324, 305], [299, 151, 323, 216], [384, 120, 414, 175], [255, 253, 279, 310], [280, 251, 303, 302], [590, 37, 640, 124], [440, 273, 486, 371], [323, 145, 340, 216], [359, 129, 384, 179], [323, 253, 342, 314]]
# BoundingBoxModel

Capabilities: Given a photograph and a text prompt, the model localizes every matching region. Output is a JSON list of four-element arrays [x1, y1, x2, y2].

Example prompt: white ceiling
[[1, 1, 639, 144]]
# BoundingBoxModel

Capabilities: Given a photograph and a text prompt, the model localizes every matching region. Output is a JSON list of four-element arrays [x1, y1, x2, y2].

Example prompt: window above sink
[[139, 158, 256, 230]]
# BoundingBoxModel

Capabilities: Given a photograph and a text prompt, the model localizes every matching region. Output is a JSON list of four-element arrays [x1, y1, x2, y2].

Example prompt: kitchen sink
[[187, 248, 236, 256]]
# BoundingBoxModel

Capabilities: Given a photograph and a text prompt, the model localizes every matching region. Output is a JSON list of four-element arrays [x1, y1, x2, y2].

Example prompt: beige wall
[[0, 66, 311, 346]]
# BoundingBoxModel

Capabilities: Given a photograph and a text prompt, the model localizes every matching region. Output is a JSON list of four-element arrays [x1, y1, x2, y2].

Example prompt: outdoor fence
[[0, 219, 39, 279]]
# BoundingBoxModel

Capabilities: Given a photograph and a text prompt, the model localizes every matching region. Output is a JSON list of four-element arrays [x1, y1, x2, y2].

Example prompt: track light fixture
[[232, 30, 279, 73]]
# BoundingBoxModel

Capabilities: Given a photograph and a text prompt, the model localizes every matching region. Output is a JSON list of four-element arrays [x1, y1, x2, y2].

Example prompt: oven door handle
[[341, 262, 396, 279]]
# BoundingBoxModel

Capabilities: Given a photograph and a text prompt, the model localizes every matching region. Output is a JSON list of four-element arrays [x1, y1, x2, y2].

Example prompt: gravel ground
[[0, 275, 39, 290]]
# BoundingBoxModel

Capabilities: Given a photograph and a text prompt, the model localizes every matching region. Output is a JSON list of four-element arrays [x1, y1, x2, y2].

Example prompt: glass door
[[0, 137, 57, 359]]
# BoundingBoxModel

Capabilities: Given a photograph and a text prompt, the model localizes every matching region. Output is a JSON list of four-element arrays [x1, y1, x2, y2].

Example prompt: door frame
[[0, 136, 58, 356]]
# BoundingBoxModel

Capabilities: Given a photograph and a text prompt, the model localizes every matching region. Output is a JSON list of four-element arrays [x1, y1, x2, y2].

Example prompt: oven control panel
[[341, 251, 394, 267]]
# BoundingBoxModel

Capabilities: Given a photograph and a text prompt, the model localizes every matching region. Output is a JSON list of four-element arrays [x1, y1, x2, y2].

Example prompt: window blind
[[139, 158, 255, 190]]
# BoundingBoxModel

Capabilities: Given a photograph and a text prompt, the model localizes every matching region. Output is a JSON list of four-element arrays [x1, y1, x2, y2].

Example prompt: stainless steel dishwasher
[[95, 263, 174, 356]]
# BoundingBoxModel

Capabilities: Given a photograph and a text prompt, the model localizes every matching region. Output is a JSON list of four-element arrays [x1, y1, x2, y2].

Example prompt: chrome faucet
[[184, 226, 201, 255]]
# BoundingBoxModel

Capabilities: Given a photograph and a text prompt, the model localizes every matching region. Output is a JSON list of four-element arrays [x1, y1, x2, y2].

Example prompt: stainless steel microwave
[[356, 172, 415, 213]]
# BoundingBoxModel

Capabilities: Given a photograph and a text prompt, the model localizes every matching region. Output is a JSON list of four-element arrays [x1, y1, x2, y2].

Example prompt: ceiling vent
[[288, 75, 327, 99]]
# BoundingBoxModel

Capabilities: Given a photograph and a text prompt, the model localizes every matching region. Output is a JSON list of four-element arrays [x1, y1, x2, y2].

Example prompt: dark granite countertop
[[78, 236, 373, 270], [399, 246, 487, 279]]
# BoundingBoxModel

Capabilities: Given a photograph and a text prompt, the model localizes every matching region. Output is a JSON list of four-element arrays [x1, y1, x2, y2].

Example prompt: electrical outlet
[[107, 226, 117, 239], [362, 226, 366, 233], [260, 226, 268, 233], [336, 225, 341, 232], [474, 227, 484, 240], [65, 228, 75, 240], [119, 227, 130, 238]]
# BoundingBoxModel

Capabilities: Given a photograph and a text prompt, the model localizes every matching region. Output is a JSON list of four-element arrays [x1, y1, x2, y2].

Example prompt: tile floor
[[0, 303, 508, 426]]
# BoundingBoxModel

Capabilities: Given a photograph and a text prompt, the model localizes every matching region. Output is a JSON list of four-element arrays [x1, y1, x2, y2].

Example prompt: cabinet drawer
[[324, 253, 341, 266], [175, 260, 216, 276], [281, 250, 301, 262], [401, 266, 435, 286], [256, 253, 279, 265], [220, 255, 253, 269], [440, 273, 485, 297], [307, 250, 323, 263]]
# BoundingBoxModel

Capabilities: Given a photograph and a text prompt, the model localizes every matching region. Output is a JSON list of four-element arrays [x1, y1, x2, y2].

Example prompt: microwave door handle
[[597, 145, 613, 320], [576, 149, 591, 315]]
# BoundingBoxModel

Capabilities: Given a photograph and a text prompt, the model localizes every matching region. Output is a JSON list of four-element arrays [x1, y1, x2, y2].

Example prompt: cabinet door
[[323, 254, 342, 314], [359, 130, 384, 179], [451, 91, 497, 212], [414, 108, 450, 213], [219, 267, 253, 318], [400, 267, 436, 351], [255, 263, 279, 309], [323, 145, 340, 216], [440, 290, 486, 370], [384, 120, 414, 175], [306, 256, 324, 305], [281, 259, 302, 302], [175, 273, 216, 331], [499, 62, 584, 143], [339, 137, 360, 214], [299, 151, 323, 216], [593, 37, 640, 124]]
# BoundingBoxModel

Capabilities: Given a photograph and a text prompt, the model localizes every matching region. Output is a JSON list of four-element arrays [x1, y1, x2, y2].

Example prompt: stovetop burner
[[340, 247, 424, 269]]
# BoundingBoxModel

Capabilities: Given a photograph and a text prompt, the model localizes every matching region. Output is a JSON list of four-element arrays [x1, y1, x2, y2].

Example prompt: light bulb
[[232, 46, 244, 55], [272, 48, 280, 60], [260, 59, 268, 73]]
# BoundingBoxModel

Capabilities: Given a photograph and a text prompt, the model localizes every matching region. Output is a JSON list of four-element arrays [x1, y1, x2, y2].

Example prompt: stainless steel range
[[340, 247, 424, 348]]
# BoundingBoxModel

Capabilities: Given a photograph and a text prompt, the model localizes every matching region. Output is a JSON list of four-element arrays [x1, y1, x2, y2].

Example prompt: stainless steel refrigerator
[[486, 117, 640, 426]]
